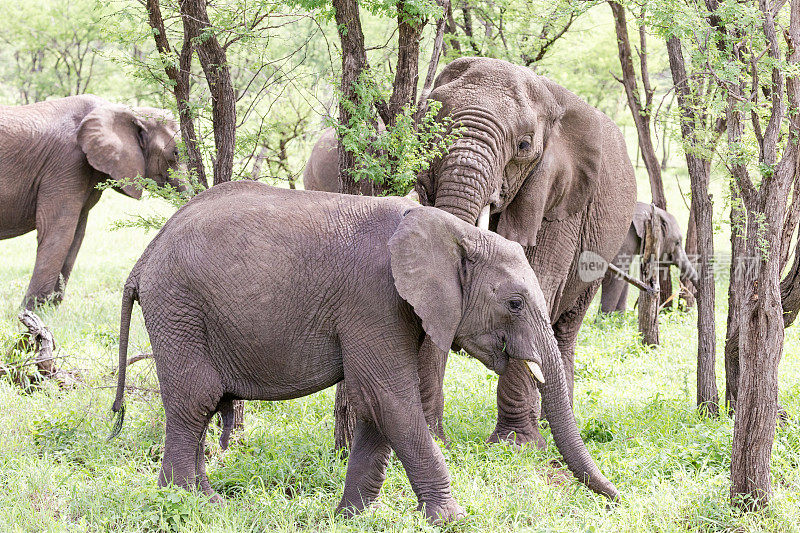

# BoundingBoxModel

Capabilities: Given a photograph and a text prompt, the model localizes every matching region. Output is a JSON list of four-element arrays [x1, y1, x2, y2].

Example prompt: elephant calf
[[0, 95, 189, 309], [110, 181, 618, 523], [601, 201, 699, 313]]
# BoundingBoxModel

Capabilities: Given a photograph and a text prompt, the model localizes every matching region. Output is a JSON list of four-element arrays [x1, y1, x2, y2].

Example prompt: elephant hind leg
[[600, 272, 628, 314], [155, 341, 224, 499], [615, 281, 629, 312], [194, 414, 221, 501], [336, 418, 392, 516]]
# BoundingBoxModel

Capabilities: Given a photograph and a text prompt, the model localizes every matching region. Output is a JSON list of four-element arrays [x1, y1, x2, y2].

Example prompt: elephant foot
[[335, 494, 378, 519], [209, 492, 225, 505], [487, 422, 547, 450], [420, 497, 466, 525]]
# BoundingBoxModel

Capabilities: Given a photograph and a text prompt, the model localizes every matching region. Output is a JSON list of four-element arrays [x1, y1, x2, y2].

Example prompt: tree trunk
[[731, 197, 787, 508], [250, 144, 269, 181], [145, 0, 208, 189], [682, 203, 697, 308], [610, 2, 673, 306], [723, 183, 746, 413], [386, 1, 424, 125], [666, 35, 719, 416], [638, 205, 660, 345], [180, 0, 236, 186], [333, 0, 371, 196], [729, 0, 800, 508]]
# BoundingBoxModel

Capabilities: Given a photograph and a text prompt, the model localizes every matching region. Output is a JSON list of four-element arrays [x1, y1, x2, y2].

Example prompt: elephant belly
[[0, 189, 36, 239], [210, 326, 344, 402]]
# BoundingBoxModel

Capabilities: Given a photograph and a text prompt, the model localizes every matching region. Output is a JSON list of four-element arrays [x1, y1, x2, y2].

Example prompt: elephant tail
[[109, 283, 138, 441]]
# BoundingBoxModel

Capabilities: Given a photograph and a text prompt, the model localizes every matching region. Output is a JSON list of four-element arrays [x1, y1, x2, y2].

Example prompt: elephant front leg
[[551, 280, 600, 406], [51, 211, 90, 306], [340, 343, 464, 525], [23, 211, 82, 309], [418, 336, 448, 444]]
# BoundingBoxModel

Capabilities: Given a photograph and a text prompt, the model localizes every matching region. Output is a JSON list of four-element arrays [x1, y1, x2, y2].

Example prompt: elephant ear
[[77, 105, 147, 199], [496, 80, 602, 247], [632, 203, 650, 240], [389, 207, 475, 352]]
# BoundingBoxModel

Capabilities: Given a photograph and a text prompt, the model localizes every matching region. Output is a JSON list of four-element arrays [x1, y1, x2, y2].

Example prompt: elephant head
[[77, 104, 189, 199], [633, 202, 698, 283], [419, 57, 602, 247], [389, 207, 619, 500]]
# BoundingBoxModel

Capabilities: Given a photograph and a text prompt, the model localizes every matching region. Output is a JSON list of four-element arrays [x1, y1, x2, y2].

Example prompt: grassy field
[[1, 190, 799, 532]]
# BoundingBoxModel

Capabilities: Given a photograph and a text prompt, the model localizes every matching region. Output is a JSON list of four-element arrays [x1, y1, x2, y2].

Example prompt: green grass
[[1, 192, 800, 532]]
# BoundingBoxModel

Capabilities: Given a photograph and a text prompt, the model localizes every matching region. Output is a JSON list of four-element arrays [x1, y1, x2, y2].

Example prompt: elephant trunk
[[674, 246, 699, 284], [533, 322, 620, 500], [433, 143, 499, 225]]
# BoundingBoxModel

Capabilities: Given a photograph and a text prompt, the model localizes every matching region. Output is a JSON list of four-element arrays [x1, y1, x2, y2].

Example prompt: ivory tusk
[[526, 361, 545, 384], [477, 205, 490, 230]]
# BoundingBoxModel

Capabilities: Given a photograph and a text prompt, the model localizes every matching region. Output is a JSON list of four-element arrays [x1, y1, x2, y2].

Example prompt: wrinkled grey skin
[[0, 95, 189, 309], [600, 202, 699, 313], [111, 182, 618, 524], [302, 127, 342, 193], [306, 57, 637, 450]]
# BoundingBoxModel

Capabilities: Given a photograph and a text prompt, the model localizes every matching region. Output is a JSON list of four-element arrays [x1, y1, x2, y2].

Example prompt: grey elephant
[[303, 127, 348, 192], [0, 95, 188, 309], [307, 57, 637, 448], [600, 201, 699, 313], [303, 126, 385, 195], [110, 181, 618, 524]]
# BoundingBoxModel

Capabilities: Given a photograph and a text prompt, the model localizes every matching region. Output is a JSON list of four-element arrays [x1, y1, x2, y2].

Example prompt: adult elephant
[[416, 57, 637, 446], [312, 57, 637, 448], [600, 202, 699, 314], [0, 95, 189, 309]]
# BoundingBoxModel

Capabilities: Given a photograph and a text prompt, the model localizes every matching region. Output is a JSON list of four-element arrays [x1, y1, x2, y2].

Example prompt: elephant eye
[[508, 298, 524, 312], [516, 135, 535, 157]]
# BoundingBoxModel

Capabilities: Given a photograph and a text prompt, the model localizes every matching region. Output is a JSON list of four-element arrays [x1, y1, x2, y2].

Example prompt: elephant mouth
[[492, 351, 510, 374], [456, 336, 510, 374]]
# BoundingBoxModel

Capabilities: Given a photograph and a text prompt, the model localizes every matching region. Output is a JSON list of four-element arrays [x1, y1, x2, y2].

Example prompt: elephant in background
[[110, 182, 618, 524], [303, 125, 392, 196], [302, 127, 419, 202], [600, 201, 699, 314], [0, 95, 189, 309], [303, 127, 350, 193]]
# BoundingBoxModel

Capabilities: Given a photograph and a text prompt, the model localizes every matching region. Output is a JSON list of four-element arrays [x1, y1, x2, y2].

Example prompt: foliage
[[0, 0, 136, 104], [95, 173, 197, 232], [100, 0, 333, 185], [332, 70, 462, 196], [444, 0, 598, 67]]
